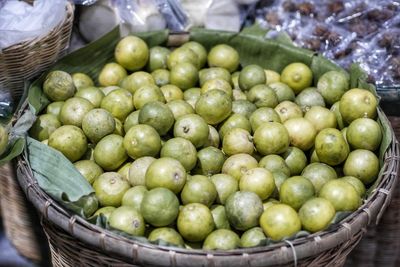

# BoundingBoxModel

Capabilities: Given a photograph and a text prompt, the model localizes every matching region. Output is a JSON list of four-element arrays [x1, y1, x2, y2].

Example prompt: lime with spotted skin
[[280, 62, 313, 94], [253, 122, 290, 155], [74, 160, 103, 184], [219, 113, 252, 140], [148, 227, 185, 247], [339, 88, 378, 124], [100, 88, 133, 122], [319, 179, 361, 211], [199, 67, 232, 87], [151, 69, 170, 87], [181, 175, 217, 207], [173, 114, 209, 148], [317, 70, 349, 105], [295, 87, 325, 113], [75, 87, 104, 108], [195, 89, 232, 125], [301, 162, 337, 193], [195, 146, 225, 176], [43, 71, 76, 101], [138, 101, 174, 136], [161, 137, 197, 171], [170, 62, 199, 90], [315, 128, 349, 166], [241, 227, 267, 248], [94, 134, 128, 171], [59, 97, 94, 128], [72, 73, 94, 90], [222, 153, 258, 181], [93, 172, 130, 207], [182, 41, 207, 68], [279, 176, 315, 211], [232, 100, 257, 119], [298, 197, 336, 233], [128, 156, 156, 186], [247, 84, 279, 108], [120, 71, 155, 94], [269, 82, 295, 102], [98, 63, 127, 87], [123, 124, 161, 159], [82, 108, 115, 143], [121, 186, 148, 210], [211, 174, 239, 205], [147, 46, 170, 72], [275, 101, 303, 123], [133, 84, 165, 110], [109, 206, 145, 236], [203, 229, 241, 250], [343, 149, 379, 185]]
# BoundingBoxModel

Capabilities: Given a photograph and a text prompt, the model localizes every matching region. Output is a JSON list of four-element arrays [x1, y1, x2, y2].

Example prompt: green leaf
[[0, 138, 24, 165], [27, 137, 93, 202]]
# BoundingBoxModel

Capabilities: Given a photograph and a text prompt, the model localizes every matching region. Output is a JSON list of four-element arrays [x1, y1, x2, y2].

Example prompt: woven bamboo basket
[[14, 117, 399, 267], [0, 161, 50, 264], [0, 1, 74, 101], [11, 28, 400, 266]]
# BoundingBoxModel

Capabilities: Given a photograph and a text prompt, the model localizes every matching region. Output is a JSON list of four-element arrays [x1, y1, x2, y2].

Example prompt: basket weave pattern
[[0, 162, 49, 263], [15, 126, 399, 267], [0, 2, 74, 100]]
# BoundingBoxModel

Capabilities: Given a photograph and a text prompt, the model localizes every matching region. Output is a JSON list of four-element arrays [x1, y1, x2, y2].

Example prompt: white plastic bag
[[0, 0, 67, 49]]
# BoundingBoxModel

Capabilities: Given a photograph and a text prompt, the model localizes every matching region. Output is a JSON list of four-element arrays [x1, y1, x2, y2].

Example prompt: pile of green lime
[[31, 35, 383, 250]]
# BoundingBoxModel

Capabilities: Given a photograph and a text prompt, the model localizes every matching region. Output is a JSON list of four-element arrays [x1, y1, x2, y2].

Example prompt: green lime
[[315, 128, 349, 166], [93, 172, 130, 207], [75, 87, 105, 108], [170, 62, 199, 90], [222, 153, 258, 181], [74, 160, 103, 184], [120, 71, 155, 94], [346, 118, 382, 151], [100, 88, 134, 121], [259, 203, 301, 241], [48, 125, 87, 162], [280, 176, 315, 210], [247, 84, 279, 108], [46, 101, 64, 119], [203, 229, 240, 250], [109, 206, 145, 236], [195, 146, 225, 175], [204, 125, 220, 148], [173, 114, 209, 148], [161, 137, 197, 171], [138, 101, 174, 136], [59, 97, 94, 127], [199, 67, 232, 87], [124, 124, 161, 159], [269, 82, 295, 102], [298, 197, 336, 233], [319, 179, 361, 211], [301, 163, 337, 193], [340, 176, 366, 197], [211, 205, 231, 230], [30, 114, 61, 141], [133, 84, 165, 110], [94, 206, 116, 221], [177, 203, 214, 242], [219, 113, 252, 140], [265, 69, 281, 84], [166, 100, 194, 120], [167, 47, 199, 70], [82, 108, 115, 143], [147, 46, 170, 72], [145, 157, 187, 194], [123, 110, 140, 133], [141, 187, 179, 227], [207, 44, 239, 73], [281, 146, 308, 175], [98, 63, 127, 86], [128, 156, 156, 186], [160, 84, 183, 102], [339, 88, 378, 124], [232, 100, 257, 119], [317, 70, 349, 105], [181, 175, 217, 207], [258, 155, 291, 177], [241, 227, 267, 248], [211, 174, 239, 205], [151, 69, 170, 87], [182, 41, 207, 69], [239, 65, 266, 91], [249, 107, 281, 132], [274, 101, 303, 123], [240, 168, 275, 200], [280, 62, 313, 94], [304, 106, 337, 132], [94, 134, 128, 170], [222, 128, 254, 156], [148, 227, 185, 247], [115, 36, 149, 71], [343, 149, 379, 185], [295, 87, 325, 113], [121, 185, 148, 210], [284, 117, 317, 151], [43, 70, 76, 101], [195, 89, 232, 125], [253, 122, 290, 155], [225, 191, 263, 231], [201, 78, 233, 98], [72, 72, 94, 90]]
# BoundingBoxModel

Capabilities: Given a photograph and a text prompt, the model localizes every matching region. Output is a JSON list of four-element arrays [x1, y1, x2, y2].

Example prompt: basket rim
[[15, 108, 400, 266], [0, 1, 74, 52]]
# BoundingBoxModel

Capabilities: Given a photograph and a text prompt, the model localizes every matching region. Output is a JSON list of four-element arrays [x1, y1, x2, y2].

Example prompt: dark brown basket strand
[[14, 118, 399, 267], [345, 115, 400, 267], [0, 161, 50, 264], [0, 2, 74, 101]]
